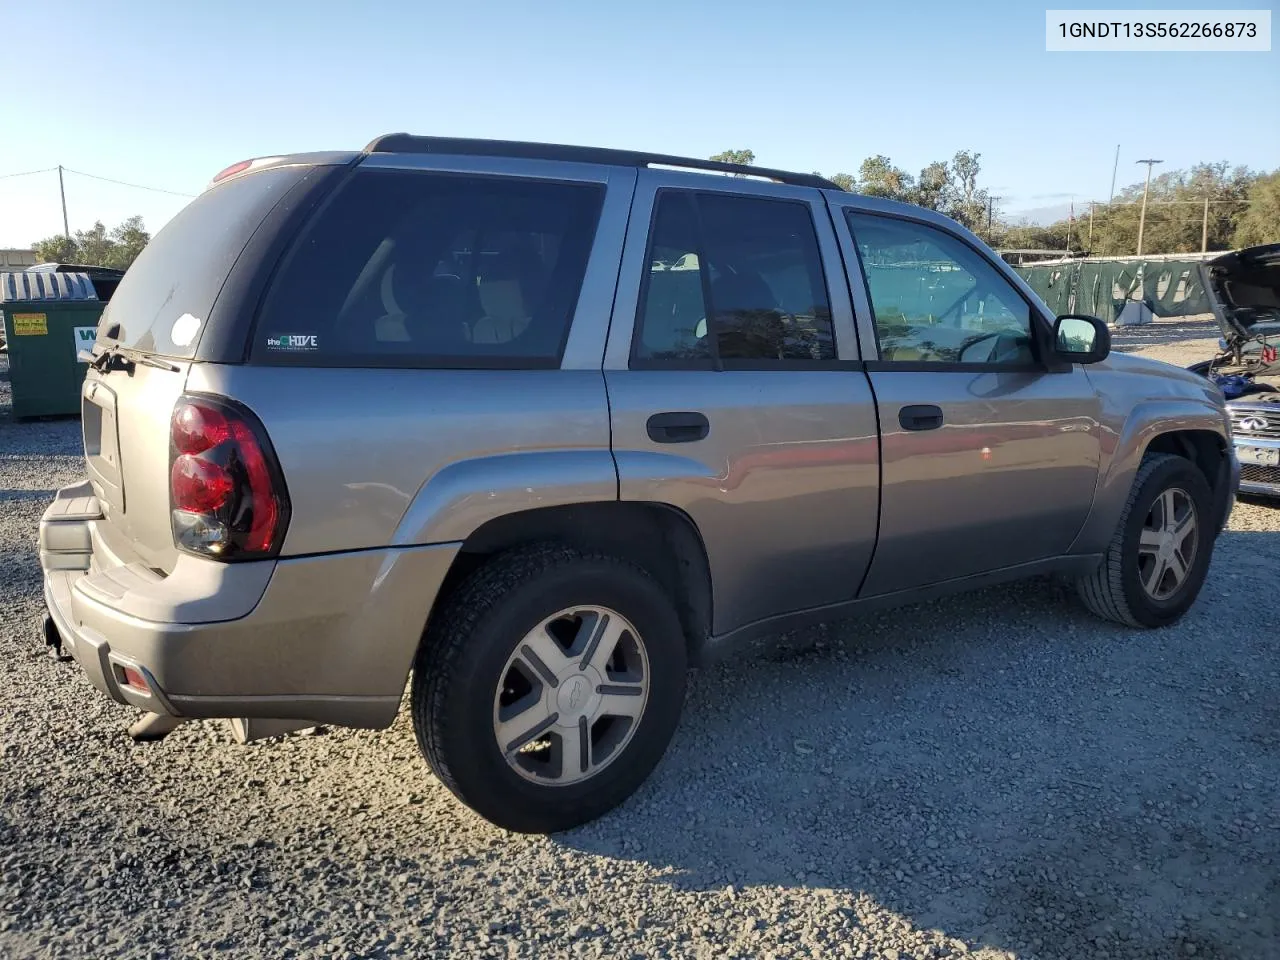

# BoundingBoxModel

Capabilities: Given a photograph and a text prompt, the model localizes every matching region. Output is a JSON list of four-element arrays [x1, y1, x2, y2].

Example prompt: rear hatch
[[81, 162, 332, 573], [1199, 243, 1280, 345]]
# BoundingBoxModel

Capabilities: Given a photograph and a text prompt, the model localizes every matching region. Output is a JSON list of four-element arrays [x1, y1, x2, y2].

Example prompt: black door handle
[[646, 411, 710, 444], [899, 404, 944, 431]]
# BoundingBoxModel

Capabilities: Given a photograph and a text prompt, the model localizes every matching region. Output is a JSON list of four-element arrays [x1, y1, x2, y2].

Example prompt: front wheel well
[[1143, 429, 1231, 525], [434, 503, 713, 654]]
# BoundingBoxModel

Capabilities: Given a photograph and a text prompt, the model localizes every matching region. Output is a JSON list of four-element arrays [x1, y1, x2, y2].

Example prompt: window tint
[[847, 212, 1035, 365], [635, 191, 835, 364], [99, 166, 308, 358], [255, 171, 603, 366], [636, 193, 711, 361]]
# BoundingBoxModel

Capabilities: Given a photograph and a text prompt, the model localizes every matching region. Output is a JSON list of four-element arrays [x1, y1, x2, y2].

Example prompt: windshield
[[97, 166, 307, 358]]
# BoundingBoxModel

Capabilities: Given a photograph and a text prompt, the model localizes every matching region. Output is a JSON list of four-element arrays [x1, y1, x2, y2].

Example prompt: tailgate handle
[[647, 412, 710, 444]]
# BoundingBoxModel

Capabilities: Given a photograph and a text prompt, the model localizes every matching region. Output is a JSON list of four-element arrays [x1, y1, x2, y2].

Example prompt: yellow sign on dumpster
[[13, 312, 48, 336]]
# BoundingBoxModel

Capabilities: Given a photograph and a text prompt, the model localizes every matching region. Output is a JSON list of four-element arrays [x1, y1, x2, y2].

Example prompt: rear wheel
[[1075, 453, 1215, 627], [411, 544, 687, 833]]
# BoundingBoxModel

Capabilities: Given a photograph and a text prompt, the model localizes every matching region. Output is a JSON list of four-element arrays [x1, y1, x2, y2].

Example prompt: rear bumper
[[40, 481, 460, 729]]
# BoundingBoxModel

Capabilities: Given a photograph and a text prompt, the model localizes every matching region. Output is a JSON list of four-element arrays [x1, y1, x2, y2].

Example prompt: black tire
[[1075, 453, 1215, 628], [411, 543, 687, 833]]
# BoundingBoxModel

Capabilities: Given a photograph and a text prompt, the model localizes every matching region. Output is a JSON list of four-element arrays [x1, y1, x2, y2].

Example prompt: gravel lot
[[2, 322, 1278, 960]]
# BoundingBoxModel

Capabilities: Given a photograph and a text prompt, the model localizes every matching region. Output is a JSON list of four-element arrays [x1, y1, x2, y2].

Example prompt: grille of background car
[[1240, 464, 1280, 485], [1228, 409, 1280, 439]]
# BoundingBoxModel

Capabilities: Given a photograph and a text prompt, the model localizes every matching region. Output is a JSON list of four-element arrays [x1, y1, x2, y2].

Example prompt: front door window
[[847, 212, 1035, 366]]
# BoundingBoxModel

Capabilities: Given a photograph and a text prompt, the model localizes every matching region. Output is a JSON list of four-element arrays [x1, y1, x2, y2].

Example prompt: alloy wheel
[[492, 606, 650, 786], [1137, 487, 1198, 601]]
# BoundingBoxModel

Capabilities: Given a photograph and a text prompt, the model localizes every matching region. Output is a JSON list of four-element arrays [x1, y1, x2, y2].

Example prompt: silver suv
[[40, 136, 1238, 833]]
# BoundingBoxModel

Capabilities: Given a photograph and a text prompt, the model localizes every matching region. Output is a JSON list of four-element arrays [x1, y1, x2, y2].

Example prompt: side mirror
[[1053, 314, 1110, 364]]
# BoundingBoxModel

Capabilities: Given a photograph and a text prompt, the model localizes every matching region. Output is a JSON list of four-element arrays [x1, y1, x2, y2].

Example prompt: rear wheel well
[[434, 503, 712, 654], [1144, 429, 1230, 525]]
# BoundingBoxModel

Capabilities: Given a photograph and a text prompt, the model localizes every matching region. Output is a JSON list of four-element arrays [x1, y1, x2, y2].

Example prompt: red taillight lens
[[171, 455, 234, 513], [169, 396, 289, 560], [228, 418, 280, 554], [172, 402, 231, 454]]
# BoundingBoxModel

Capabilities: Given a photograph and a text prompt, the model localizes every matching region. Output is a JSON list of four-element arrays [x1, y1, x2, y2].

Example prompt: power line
[[1, 164, 195, 246], [0, 165, 196, 197], [0, 166, 57, 180], [62, 167, 195, 198]]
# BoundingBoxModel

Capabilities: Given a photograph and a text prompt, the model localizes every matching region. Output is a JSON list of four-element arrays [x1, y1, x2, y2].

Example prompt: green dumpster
[[1, 270, 106, 418]]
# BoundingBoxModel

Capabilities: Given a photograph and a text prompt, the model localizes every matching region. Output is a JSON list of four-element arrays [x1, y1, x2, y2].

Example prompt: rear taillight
[[169, 396, 289, 560]]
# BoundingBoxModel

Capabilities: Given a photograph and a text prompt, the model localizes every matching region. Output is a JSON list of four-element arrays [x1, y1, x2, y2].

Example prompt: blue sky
[[0, 0, 1275, 247]]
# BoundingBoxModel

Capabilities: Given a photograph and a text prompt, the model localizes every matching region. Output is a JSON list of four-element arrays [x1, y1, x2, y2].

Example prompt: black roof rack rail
[[362, 133, 843, 191]]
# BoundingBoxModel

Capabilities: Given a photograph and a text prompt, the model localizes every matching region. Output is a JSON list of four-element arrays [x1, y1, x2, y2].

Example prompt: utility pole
[[1135, 159, 1162, 257], [1108, 144, 1120, 204], [1201, 195, 1211, 253], [1088, 201, 1095, 248], [58, 164, 70, 244]]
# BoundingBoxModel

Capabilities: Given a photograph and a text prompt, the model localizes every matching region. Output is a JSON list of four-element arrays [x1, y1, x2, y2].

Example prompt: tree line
[[710, 148, 1280, 256], [33, 216, 150, 271], [1002, 165, 1279, 256]]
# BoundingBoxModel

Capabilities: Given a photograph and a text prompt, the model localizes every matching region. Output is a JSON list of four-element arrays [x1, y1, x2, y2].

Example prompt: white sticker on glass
[[171, 313, 202, 347]]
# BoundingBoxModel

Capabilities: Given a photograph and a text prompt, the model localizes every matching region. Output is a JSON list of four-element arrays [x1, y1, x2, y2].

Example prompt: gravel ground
[[2, 322, 1278, 960]]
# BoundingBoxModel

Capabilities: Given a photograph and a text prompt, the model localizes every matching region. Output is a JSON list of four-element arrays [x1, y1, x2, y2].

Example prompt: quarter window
[[634, 191, 835, 365], [255, 170, 603, 367], [847, 212, 1035, 365]]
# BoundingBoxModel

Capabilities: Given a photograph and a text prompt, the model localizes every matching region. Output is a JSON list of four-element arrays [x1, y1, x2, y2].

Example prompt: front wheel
[[1075, 453, 1216, 628], [411, 544, 687, 833]]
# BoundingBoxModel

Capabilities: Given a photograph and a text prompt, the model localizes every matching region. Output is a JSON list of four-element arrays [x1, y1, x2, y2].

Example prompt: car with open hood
[[1189, 243, 1280, 496]]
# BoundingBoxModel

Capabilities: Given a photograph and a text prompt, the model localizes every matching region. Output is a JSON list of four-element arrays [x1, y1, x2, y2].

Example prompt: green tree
[[1233, 170, 1280, 246], [74, 221, 115, 267], [943, 150, 991, 234], [913, 160, 951, 212], [709, 148, 755, 172], [32, 216, 150, 270], [998, 219, 1072, 251], [110, 216, 150, 268], [32, 234, 78, 263], [847, 151, 993, 237], [857, 155, 914, 200], [809, 170, 856, 190]]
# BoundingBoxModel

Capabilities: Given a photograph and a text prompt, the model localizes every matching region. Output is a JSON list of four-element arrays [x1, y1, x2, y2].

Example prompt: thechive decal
[[266, 333, 319, 352]]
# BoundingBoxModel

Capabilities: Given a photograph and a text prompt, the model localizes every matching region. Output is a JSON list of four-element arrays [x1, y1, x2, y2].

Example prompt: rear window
[[251, 169, 604, 368], [98, 166, 307, 358]]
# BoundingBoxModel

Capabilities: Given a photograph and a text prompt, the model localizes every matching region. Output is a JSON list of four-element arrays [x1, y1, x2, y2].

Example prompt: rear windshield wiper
[[80, 343, 180, 374]]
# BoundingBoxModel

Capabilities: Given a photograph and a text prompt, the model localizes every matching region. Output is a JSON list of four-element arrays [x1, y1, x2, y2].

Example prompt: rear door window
[[253, 170, 604, 367], [97, 166, 308, 358], [633, 190, 835, 366]]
